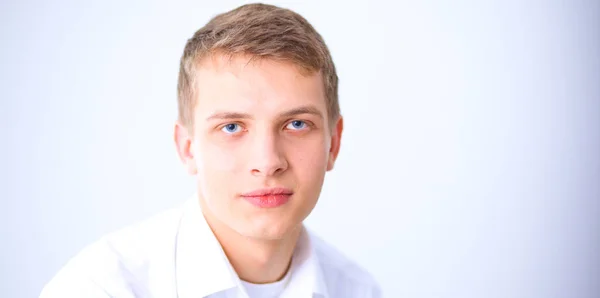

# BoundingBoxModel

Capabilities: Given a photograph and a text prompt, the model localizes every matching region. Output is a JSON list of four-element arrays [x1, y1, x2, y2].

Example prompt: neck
[[201, 205, 301, 284]]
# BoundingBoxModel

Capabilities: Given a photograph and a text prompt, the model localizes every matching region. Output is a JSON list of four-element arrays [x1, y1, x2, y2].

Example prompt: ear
[[326, 116, 344, 171], [174, 121, 198, 175]]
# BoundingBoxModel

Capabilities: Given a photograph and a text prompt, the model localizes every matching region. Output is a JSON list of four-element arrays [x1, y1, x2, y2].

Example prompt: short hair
[[177, 3, 339, 131]]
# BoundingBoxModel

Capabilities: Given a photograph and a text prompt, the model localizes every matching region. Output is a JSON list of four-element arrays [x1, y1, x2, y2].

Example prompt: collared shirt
[[40, 196, 381, 298]]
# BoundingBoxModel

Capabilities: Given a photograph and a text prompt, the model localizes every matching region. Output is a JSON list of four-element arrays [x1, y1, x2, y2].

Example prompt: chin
[[237, 217, 299, 240]]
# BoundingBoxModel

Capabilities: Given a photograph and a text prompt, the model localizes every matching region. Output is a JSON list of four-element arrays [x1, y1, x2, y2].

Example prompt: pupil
[[293, 121, 301, 127], [227, 124, 236, 131]]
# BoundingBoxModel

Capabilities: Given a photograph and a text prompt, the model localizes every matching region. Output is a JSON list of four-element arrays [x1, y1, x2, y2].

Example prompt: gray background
[[1, 0, 599, 297]]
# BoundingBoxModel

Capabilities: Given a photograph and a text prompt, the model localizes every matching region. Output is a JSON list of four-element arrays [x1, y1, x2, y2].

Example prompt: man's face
[[176, 55, 343, 240]]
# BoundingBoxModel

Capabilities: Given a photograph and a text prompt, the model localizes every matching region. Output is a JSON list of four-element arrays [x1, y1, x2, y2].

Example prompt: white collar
[[174, 196, 329, 298]]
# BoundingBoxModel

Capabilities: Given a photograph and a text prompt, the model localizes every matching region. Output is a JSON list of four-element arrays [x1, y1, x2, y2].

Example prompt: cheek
[[194, 139, 242, 192], [286, 136, 329, 179], [194, 136, 241, 171]]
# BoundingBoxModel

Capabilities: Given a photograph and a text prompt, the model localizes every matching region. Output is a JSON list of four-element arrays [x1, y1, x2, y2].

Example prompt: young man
[[41, 3, 381, 298]]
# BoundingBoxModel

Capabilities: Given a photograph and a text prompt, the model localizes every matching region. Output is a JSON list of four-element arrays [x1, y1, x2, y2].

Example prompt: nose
[[248, 130, 288, 177]]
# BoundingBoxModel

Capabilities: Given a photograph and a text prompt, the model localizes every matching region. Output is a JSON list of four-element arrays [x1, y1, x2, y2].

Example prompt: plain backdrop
[[1, 0, 599, 297]]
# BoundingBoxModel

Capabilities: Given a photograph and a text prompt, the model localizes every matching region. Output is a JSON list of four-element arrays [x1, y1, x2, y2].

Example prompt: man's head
[[174, 3, 343, 240]]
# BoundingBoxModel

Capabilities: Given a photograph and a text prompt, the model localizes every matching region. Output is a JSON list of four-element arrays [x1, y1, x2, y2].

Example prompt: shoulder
[[40, 203, 186, 297], [309, 232, 382, 297]]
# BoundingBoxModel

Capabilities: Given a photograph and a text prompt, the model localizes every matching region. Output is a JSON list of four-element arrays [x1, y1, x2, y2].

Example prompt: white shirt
[[40, 196, 381, 298]]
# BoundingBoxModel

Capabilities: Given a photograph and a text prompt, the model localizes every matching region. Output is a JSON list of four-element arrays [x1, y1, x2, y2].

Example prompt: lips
[[240, 187, 293, 208]]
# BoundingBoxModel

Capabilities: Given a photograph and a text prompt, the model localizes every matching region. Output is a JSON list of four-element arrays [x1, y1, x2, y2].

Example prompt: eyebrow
[[206, 105, 324, 121], [280, 105, 324, 119], [206, 111, 252, 121]]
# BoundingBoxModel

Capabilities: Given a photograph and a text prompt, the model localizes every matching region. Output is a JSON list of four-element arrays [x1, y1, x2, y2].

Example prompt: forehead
[[193, 54, 327, 118]]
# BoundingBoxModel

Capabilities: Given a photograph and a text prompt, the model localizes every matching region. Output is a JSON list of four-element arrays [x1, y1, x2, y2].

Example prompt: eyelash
[[219, 122, 245, 134], [218, 120, 314, 135]]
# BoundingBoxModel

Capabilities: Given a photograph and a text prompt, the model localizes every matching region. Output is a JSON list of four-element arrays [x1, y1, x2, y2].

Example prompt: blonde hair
[[177, 3, 339, 130]]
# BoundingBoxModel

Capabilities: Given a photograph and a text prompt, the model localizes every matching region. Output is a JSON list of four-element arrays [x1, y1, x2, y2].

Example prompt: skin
[[174, 54, 343, 284]]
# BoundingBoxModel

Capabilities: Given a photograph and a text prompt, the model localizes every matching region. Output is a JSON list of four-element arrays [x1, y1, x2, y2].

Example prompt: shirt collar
[[281, 225, 329, 298], [175, 197, 238, 298], [174, 195, 329, 298]]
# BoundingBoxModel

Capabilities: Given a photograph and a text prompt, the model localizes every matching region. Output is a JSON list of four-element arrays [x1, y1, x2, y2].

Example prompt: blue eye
[[286, 120, 307, 130], [221, 123, 241, 134]]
